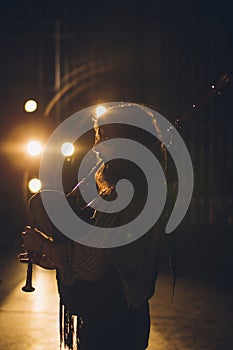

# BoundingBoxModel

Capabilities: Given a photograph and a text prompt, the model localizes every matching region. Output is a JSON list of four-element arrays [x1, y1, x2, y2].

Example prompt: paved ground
[[148, 276, 233, 350], [0, 263, 60, 350], [0, 236, 233, 349]]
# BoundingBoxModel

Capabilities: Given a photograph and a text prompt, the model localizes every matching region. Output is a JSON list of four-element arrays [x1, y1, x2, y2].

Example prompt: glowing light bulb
[[95, 105, 107, 118], [27, 141, 42, 156], [28, 178, 41, 193], [61, 142, 74, 157], [24, 99, 38, 113]]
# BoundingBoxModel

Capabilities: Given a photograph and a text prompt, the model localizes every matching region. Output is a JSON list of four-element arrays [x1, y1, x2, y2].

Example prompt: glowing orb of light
[[27, 140, 42, 156], [61, 142, 75, 157], [28, 178, 41, 193], [95, 105, 107, 118], [24, 99, 38, 113]]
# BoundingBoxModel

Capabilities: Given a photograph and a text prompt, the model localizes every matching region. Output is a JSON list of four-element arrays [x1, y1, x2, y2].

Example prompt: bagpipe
[[19, 191, 57, 292], [19, 189, 84, 349]]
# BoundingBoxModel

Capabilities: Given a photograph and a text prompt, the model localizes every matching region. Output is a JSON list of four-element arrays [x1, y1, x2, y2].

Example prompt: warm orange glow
[[61, 142, 74, 157], [0, 268, 59, 349], [27, 140, 42, 156], [28, 178, 41, 193], [95, 105, 107, 118]]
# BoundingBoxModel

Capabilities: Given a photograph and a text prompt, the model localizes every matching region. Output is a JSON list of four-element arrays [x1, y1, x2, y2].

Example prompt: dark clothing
[[59, 268, 150, 350], [36, 159, 161, 349], [78, 302, 150, 350], [59, 162, 161, 308]]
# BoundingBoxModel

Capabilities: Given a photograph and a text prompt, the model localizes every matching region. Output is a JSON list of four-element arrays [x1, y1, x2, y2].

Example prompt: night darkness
[[0, 0, 233, 349]]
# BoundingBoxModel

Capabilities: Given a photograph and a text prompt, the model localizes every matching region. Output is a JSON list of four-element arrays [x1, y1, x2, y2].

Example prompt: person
[[21, 110, 165, 350]]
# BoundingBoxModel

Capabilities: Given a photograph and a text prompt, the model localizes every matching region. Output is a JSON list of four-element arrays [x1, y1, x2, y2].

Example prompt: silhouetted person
[[21, 114, 163, 350]]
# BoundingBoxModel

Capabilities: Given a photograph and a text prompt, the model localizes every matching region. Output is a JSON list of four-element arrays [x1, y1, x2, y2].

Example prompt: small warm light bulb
[[24, 99, 38, 113], [27, 140, 42, 156], [61, 142, 74, 157], [28, 178, 41, 193], [95, 105, 107, 117]]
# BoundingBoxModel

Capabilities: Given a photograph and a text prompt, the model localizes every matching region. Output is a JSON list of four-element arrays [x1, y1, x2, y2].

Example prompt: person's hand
[[20, 226, 66, 270], [20, 226, 56, 270], [21, 226, 45, 253]]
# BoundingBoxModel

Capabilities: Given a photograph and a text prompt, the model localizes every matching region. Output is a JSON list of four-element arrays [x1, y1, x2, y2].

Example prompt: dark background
[[0, 0, 232, 289]]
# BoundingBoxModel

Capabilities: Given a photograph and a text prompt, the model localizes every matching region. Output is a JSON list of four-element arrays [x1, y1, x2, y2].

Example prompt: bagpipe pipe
[[19, 189, 83, 349], [19, 192, 57, 292]]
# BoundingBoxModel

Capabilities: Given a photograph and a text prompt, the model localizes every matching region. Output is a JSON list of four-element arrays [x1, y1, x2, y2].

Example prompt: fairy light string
[[174, 72, 231, 129]]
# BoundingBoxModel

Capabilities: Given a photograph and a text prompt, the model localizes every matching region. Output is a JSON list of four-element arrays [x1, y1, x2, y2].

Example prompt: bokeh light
[[24, 99, 38, 113], [61, 142, 75, 157], [95, 105, 107, 117], [27, 141, 42, 156], [28, 178, 42, 193]]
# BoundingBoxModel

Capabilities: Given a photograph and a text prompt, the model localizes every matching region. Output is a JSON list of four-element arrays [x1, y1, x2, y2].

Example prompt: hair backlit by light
[[28, 178, 41, 193], [61, 142, 74, 157], [27, 140, 42, 156], [95, 105, 107, 118], [24, 99, 38, 113]]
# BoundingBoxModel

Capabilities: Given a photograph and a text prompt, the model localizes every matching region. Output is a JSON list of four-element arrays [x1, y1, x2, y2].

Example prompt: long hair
[[93, 112, 177, 299]]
